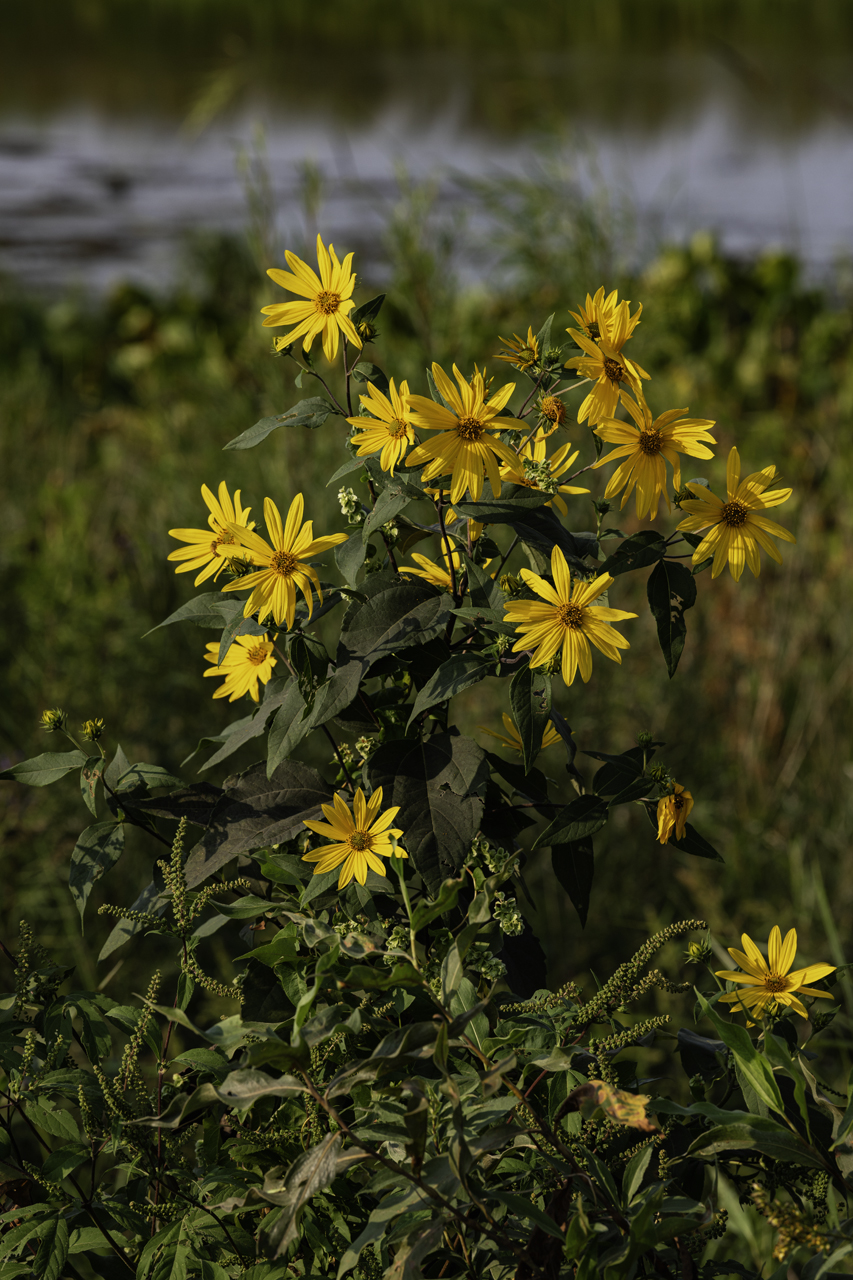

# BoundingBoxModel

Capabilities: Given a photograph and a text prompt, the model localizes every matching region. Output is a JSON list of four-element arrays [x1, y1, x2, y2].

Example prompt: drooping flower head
[[716, 926, 835, 1020], [504, 546, 637, 685], [302, 786, 408, 888], [593, 394, 717, 521], [346, 378, 415, 476], [222, 494, 348, 629], [261, 234, 362, 362], [400, 545, 464, 593], [204, 634, 277, 703], [677, 447, 795, 580], [168, 482, 256, 586], [496, 326, 540, 372], [656, 783, 694, 844], [406, 363, 520, 504], [498, 432, 589, 518], [478, 713, 562, 756], [565, 301, 650, 426]]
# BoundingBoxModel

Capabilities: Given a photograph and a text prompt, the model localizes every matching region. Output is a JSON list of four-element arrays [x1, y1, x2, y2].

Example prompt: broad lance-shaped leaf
[[0, 749, 88, 787], [452, 494, 594, 573], [647, 558, 697, 678], [362, 482, 412, 542], [258, 1133, 344, 1258], [598, 529, 667, 577], [224, 397, 337, 450], [509, 664, 551, 774], [146, 591, 242, 636], [696, 991, 786, 1118], [642, 803, 722, 862], [338, 570, 453, 662], [336, 530, 367, 588], [551, 839, 595, 928], [533, 794, 608, 850], [407, 652, 493, 727], [68, 822, 126, 925]]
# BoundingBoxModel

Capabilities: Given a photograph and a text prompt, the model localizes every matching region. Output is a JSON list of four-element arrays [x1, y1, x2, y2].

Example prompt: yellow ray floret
[[656, 783, 693, 844], [302, 786, 408, 888], [504, 546, 637, 686], [677, 446, 795, 581], [400, 545, 464, 593], [593, 394, 716, 520], [495, 326, 540, 371], [203, 634, 277, 703], [346, 378, 415, 476], [261, 233, 362, 363], [565, 301, 650, 426], [406, 363, 520, 504], [715, 926, 835, 1021], [498, 431, 589, 518], [167, 482, 256, 586], [568, 287, 625, 342], [221, 493, 348, 629], [478, 713, 562, 756]]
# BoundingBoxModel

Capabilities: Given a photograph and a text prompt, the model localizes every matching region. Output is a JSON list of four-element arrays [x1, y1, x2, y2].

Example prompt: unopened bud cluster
[[522, 457, 558, 494], [338, 487, 364, 526], [494, 891, 524, 936]]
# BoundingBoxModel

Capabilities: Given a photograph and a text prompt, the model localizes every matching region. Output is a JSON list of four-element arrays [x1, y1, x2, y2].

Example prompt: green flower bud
[[40, 708, 67, 733]]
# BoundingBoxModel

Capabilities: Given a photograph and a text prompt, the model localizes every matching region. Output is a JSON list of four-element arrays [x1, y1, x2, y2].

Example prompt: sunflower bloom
[[203, 635, 276, 703], [677, 447, 795, 581], [168, 482, 256, 586], [593, 394, 717, 520], [716, 926, 835, 1020], [656, 783, 694, 843], [499, 433, 589, 518], [346, 379, 415, 476], [400, 545, 464, 593], [302, 786, 408, 888], [479, 713, 562, 755], [565, 302, 650, 426], [504, 547, 636, 685], [261, 233, 362, 362], [222, 494, 347, 629], [568, 287, 624, 342], [406, 363, 520, 503], [496, 326, 540, 371]]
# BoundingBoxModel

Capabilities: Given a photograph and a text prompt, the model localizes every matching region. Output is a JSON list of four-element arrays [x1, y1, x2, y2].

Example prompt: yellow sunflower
[[504, 547, 637, 685], [716, 926, 835, 1020], [498, 432, 589, 518], [261, 233, 362, 362], [478, 713, 562, 755], [406, 363, 520, 503], [167, 482, 256, 586], [203, 634, 277, 703], [222, 494, 347, 629], [568, 287, 624, 341], [346, 378, 415, 476], [676, 447, 795, 580], [593, 394, 717, 520], [400, 545, 464, 593], [565, 301, 650, 426], [302, 786, 408, 888], [496, 326, 540, 371], [656, 783, 694, 844]]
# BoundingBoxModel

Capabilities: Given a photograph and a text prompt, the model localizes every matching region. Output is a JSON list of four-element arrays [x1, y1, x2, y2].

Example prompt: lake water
[[2, 45, 853, 295]]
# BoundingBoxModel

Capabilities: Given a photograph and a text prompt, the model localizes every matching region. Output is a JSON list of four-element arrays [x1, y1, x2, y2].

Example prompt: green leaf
[[68, 822, 126, 925], [147, 591, 240, 635], [551, 839, 595, 928], [338, 571, 453, 663], [410, 876, 464, 931], [366, 734, 489, 893], [384, 1219, 445, 1280], [80, 755, 105, 816], [453, 495, 592, 574], [362, 482, 412, 543], [533, 794, 608, 849], [696, 992, 786, 1116], [535, 312, 555, 356], [300, 659, 369, 736], [41, 1143, 90, 1182], [598, 530, 667, 577], [461, 551, 504, 611], [352, 361, 390, 396], [688, 1119, 825, 1168], [0, 750, 87, 787], [214, 1068, 305, 1107], [336, 532, 368, 588], [646, 559, 697, 677], [488, 1191, 565, 1240], [224, 397, 337, 449], [33, 1215, 69, 1280], [25, 1103, 79, 1142], [115, 763, 185, 793], [509, 664, 551, 774], [407, 652, 493, 727], [351, 294, 385, 327], [644, 805, 723, 861], [266, 680, 309, 777], [622, 1143, 654, 1205], [258, 1133, 344, 1258]]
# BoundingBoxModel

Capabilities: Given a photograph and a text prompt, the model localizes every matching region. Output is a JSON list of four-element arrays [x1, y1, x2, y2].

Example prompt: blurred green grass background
[[2, 0, 853, 1018]]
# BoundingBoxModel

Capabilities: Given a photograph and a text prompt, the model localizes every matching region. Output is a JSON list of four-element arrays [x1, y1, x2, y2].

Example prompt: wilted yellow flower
[[478, 713, 562, 755], [261, 233, 362, 362], [716, 926, 835, 1020], [565, 302, 650, 425], [168, 482, 256, 587], [406, 363, 519, 504], [203, 635, 277, 703], [656, 783, 694, 843], [346, 378, 415, 476], [593, 394, 717, 521], [504, 547, 636, 685], [498, 433, 589, 518], [222, 494, 347, 629], [677, 447, 795, 580], [496, 326, 540, 371], [302, 786, 408, 888], [538, 394, 567, 427], [400, 545, 464, 593]]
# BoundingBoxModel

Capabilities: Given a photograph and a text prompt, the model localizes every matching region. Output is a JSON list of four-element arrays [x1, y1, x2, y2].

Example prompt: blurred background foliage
[[1, 0, 852, 1047]]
